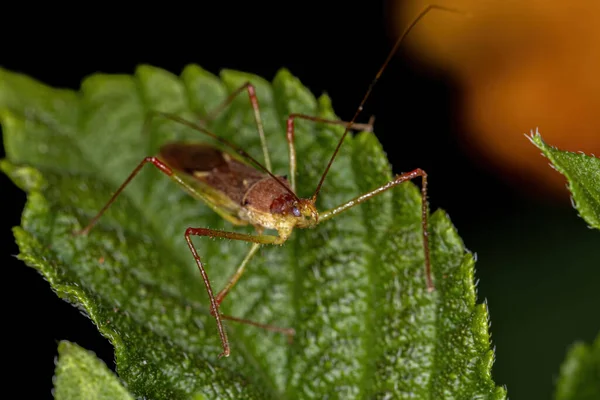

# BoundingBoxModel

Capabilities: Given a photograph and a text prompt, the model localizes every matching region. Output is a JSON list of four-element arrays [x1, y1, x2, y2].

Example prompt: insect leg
[[74, 156, 174, 236], [74, 152, 239, 236], [319, 168, 433, 291], [200, 82, 272, 172], [286, 114, 375, 192], [215, 242, 261, 306], [185, 227, 292, 358], [214, 242, 295, 339]]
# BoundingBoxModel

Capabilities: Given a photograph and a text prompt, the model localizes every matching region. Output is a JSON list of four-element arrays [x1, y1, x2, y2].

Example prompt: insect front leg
[[184, 227, 293, 358], [319, 168, 433, 291], [199, 82, 272, 172], [286, 114, 375, 192]]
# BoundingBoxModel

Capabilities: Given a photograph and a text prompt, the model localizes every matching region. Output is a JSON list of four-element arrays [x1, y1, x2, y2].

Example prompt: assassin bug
[[75, 5, 463, 358]]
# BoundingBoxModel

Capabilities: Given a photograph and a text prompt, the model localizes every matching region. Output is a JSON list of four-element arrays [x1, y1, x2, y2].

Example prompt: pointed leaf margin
[[528, 128, 600, 229], [1, 66, 507, 399], [54, 340, 135, 400]]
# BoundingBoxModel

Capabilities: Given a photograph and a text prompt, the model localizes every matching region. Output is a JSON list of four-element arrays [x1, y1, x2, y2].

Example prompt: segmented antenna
[[311, 5, 467, 202]]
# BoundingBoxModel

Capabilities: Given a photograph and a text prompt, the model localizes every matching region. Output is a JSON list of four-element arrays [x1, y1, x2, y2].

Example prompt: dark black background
[[1, 2, 598, 399]]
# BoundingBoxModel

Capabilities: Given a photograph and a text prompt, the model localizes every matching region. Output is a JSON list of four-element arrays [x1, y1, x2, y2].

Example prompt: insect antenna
[[311, 4, 467, 203], [147, 111, 300, 201]]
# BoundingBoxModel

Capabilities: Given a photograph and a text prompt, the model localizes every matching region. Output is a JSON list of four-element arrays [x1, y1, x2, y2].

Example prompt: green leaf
[[529, 131, 600, 400], [555, 333, 600, 400], [0, 65, 506, 399], [54, 341, 135, 400], [528, 129, 600, 229]]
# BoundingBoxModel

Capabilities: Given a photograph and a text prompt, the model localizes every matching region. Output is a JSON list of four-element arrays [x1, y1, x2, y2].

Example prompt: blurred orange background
[[388, 0, 600, 200]]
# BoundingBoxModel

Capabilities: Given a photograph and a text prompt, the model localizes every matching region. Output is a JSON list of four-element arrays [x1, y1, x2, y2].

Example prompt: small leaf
[[54, 341, 134, 400], [555, 333, 600, 400], [528, 129, 600, 229], [1, 66, 506, 399], [528, 130, 600, 400]]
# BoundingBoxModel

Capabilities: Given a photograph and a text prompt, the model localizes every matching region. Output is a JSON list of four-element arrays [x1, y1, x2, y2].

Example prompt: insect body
[[159, 141, 318, 240], [76, 5, 462, 358]]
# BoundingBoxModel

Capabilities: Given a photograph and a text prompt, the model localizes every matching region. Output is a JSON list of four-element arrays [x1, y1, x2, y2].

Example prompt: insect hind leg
[[185, 227, 294, 358]]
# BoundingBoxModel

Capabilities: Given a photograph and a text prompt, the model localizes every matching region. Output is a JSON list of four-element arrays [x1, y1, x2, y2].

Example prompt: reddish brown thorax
[[269, 193, 297, 215], [242, 177, 293, 212]]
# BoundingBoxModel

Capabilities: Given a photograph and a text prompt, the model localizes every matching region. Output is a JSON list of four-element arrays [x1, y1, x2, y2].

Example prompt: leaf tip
[[524, 126, 542, 145], [525, 127, 556, 160], [1, 161, 45, 192], [220, 69, 270, 89], [181, 64, 216, 81], [54, 340, 135, 400], [430, 208, 464, 247], [0, 107, 20, 137], [134, 63, 163, 77], [274, 67, 292, 79]]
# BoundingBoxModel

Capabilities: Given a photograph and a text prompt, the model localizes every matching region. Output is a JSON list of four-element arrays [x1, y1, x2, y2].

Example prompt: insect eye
[[292, 206, 301, 217]]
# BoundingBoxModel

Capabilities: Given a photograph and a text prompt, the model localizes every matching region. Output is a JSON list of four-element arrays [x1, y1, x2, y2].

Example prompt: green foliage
[[1, 66, 505, 399], [555, 334, 600, 400], [54, 341, 134, 400], [529, 130, 600, 229], [528, 130, 600, 400]]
